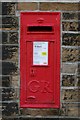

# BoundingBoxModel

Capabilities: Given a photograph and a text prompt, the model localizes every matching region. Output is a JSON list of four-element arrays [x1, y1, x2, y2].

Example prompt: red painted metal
[[20, 12, 60, 108]]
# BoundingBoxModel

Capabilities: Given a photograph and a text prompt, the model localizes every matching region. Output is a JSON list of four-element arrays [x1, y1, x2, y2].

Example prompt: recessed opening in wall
[[27, 26, 53, 32]]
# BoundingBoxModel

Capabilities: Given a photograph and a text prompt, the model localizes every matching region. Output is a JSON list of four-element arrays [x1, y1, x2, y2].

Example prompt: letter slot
[[27, 26, 53, 32]]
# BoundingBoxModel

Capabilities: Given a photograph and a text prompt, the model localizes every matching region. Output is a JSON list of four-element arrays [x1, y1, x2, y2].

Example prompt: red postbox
[[20, 12, 60, 108]]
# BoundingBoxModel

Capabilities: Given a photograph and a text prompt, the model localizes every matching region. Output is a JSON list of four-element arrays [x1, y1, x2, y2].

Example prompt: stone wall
[[1, 2, 80, 120]]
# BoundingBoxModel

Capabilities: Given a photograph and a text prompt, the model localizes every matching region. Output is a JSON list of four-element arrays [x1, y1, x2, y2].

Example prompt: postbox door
[[20, 12, 60, 108], [26, 40, 56, 105]]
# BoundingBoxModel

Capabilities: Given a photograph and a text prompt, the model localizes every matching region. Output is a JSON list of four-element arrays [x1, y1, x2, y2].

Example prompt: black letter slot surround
[[27, 26, 53, 32]]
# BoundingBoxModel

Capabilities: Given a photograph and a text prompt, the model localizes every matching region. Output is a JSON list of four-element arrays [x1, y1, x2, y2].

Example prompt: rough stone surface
[[11, 76, 19, 87], [62, 48, 80, 62], [61, 103, 80, 117], [62, 75, 75, 86], [62, 33, 80, 46], [62, 63, 78, 73], [2, 102, 18, 116], [20, 109, 59, 116], [62, 22, 80, 31], [2, 87, 19, 101], [2, 76, 11, 87], [2, 32, 8, 44], [2, 76, 19, 87], [2, 3, 16, 15], [2, 62, 18, 75], [62, 89, 80, 102], [2, 32, 18, 44], [2, 17, 18, 30], [17, 2, 38, 10], [77, 76, 80, 86], [9, 32, 18, 44], [2, 46, 18, 61], [62, 12, 80, 20], [67, 103, 80, 117], [40, 3, 79, 11]]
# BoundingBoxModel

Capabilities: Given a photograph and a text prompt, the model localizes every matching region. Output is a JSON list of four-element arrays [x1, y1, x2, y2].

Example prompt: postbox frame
[[20, 12, 60, 108]]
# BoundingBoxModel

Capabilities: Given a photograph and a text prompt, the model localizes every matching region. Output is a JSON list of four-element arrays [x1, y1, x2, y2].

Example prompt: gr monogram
[[28, 80, 53, 93]]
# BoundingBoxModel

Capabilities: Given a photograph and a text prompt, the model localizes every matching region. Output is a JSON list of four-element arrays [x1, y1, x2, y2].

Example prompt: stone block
[[62, 75, 80, 87], [77, 76, 80, 86], [2, 102, 18, 116], [2, 32, 8, 44], [20, 108, 59, 116], [11, 76, 19, 87], [62, 75, 75, 86], [62, 33, 80, 46], [2, 62, 18, 75], [2, 87, 19, 101], [2, 76, 18, 87], [17, 2, 38, 10], [61, 89, 80, 102], [60, 103, 80, 117], [2, 3, 16, 15], [9, 32, 18, 44], [40, 3, 79, 11], [62, 22, 80, 31], [2, 32, 18, 44], [62, 48, 80, 62], [62, 12, 80, 20], [62, 63, 78, 74], [2, 76, 11, 87], [2, 45, 18, 61], [2, 17, 18, 30], [67, 103, 80, 117]]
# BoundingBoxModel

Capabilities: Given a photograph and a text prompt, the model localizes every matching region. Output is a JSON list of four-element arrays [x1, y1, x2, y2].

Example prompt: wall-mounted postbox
[[20, 12, 60, 108]]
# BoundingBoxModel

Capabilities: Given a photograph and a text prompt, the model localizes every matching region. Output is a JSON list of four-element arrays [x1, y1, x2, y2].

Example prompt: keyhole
[[31, 69, 34, 73], [30, 68, 36, 77]]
